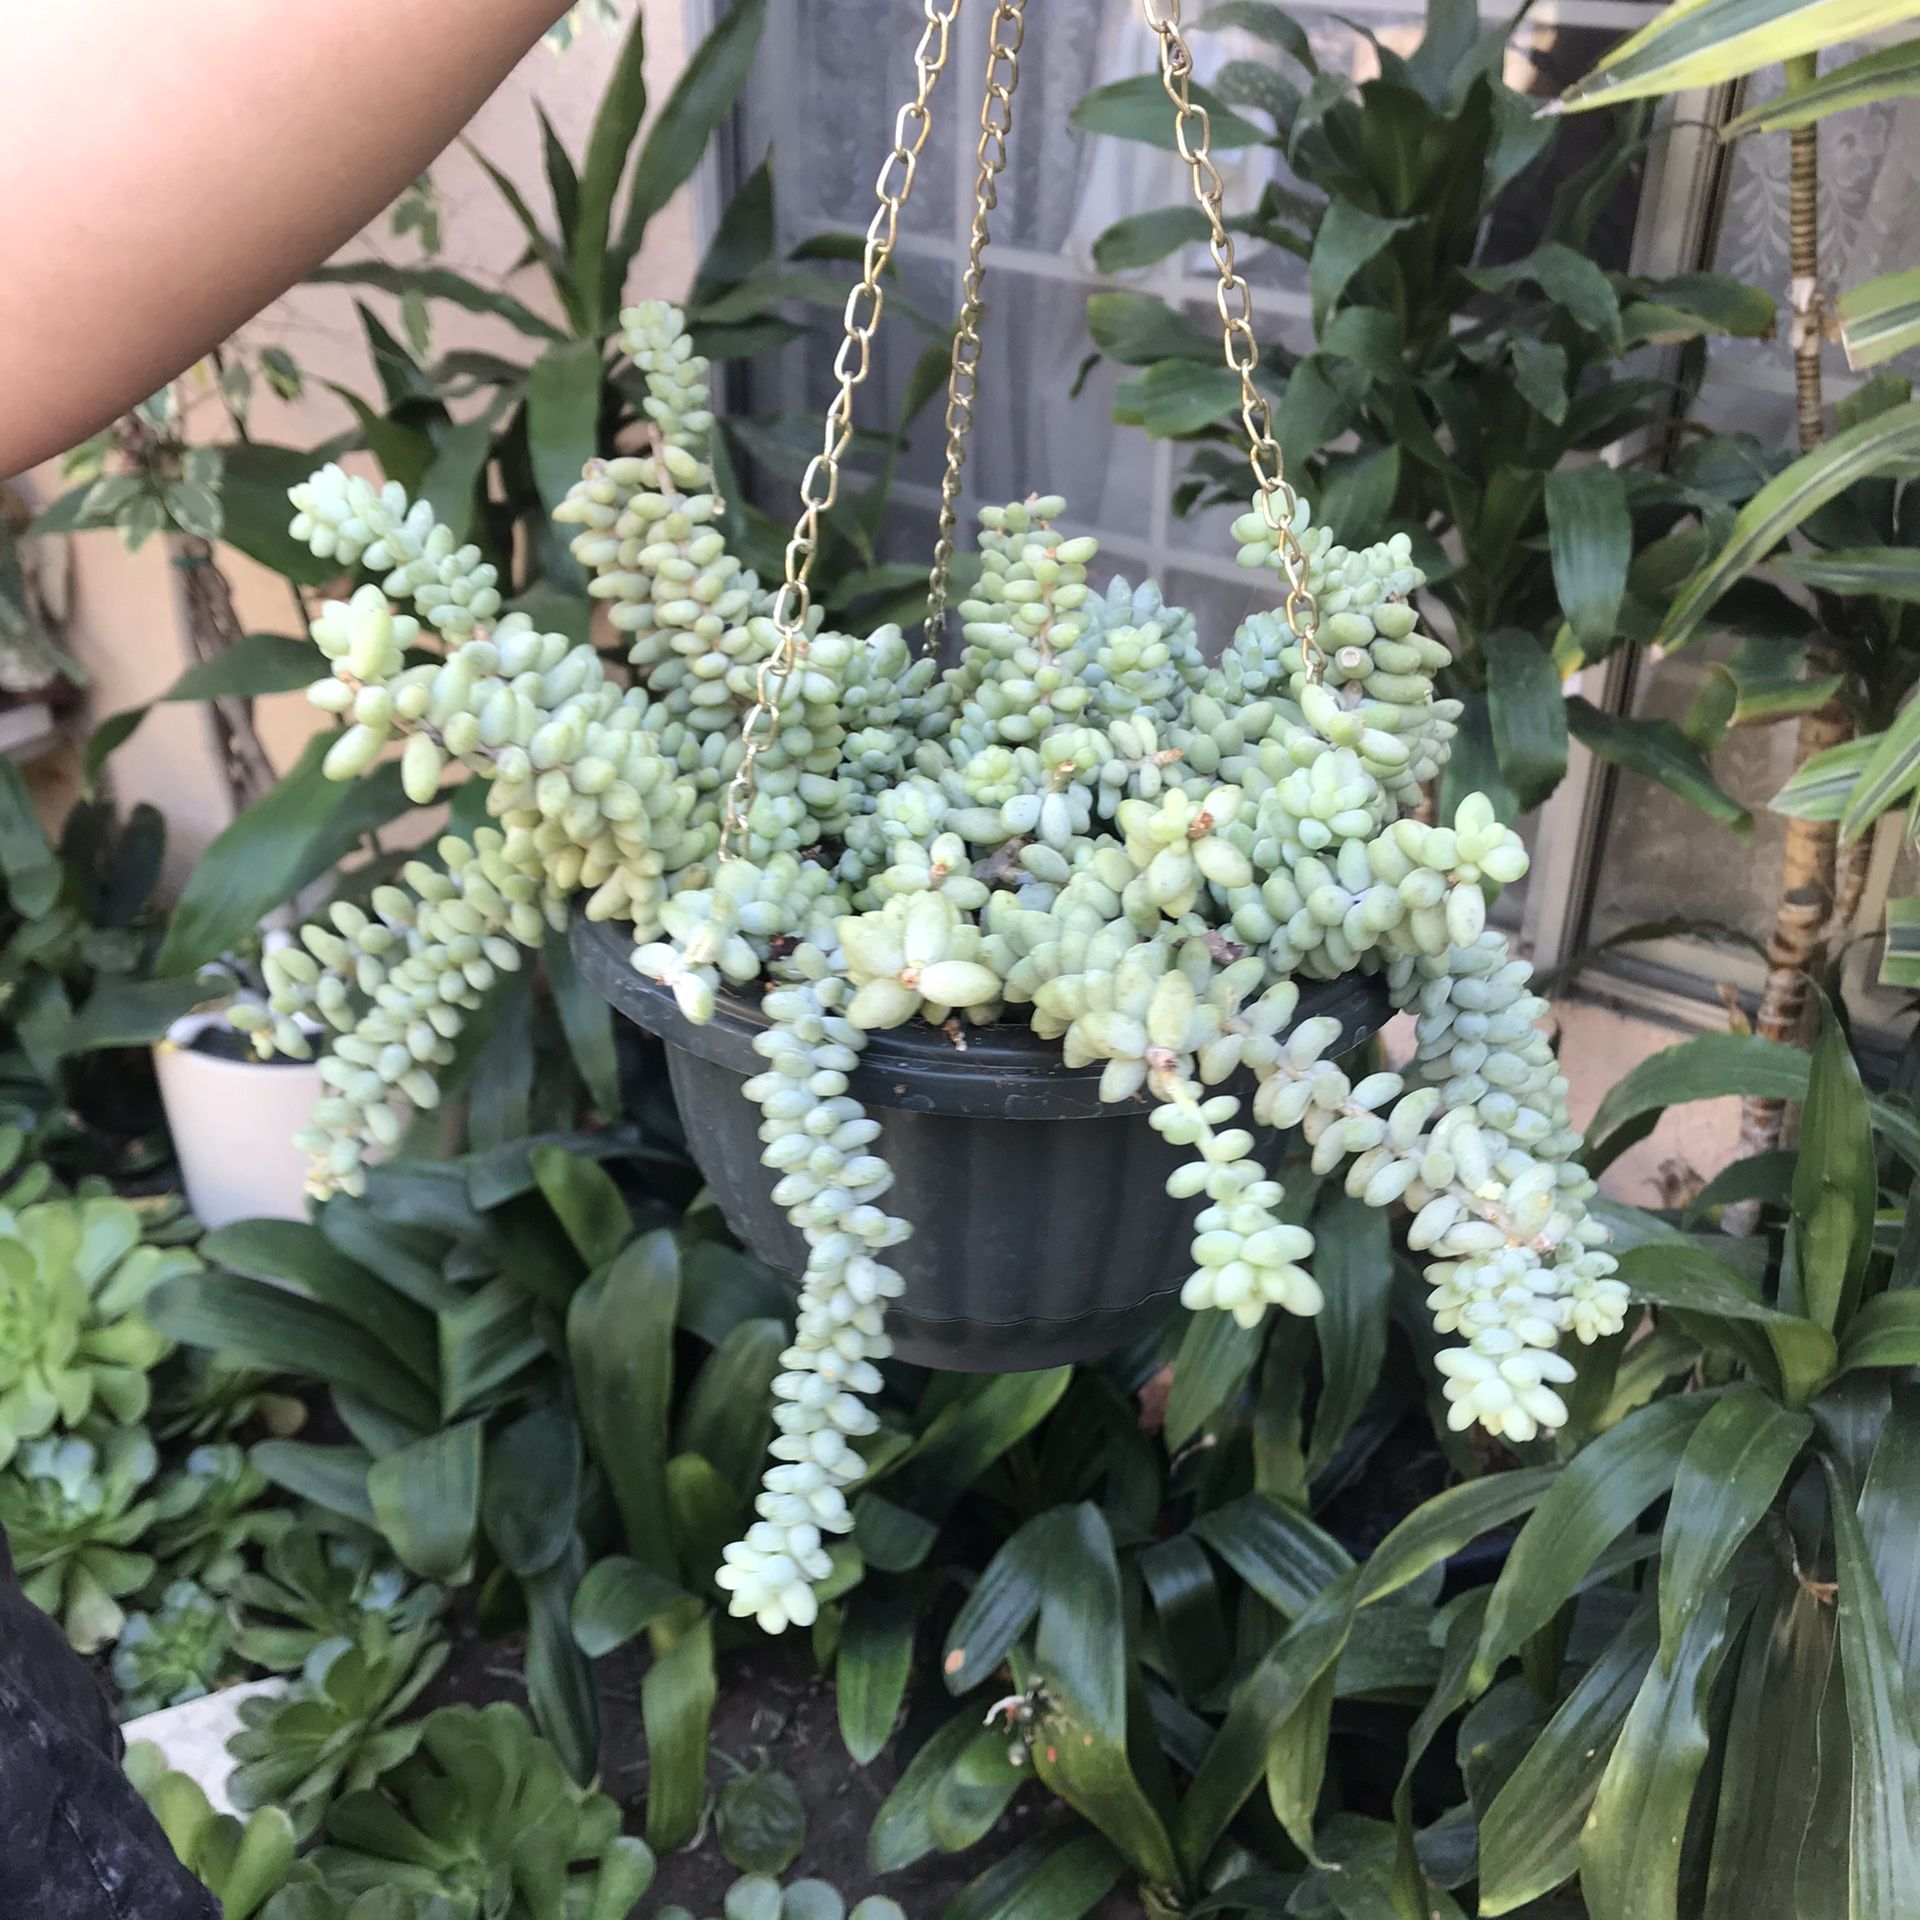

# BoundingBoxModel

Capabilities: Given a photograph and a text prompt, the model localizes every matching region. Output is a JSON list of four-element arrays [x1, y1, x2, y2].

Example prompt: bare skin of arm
[[0, 0, 570, 478]]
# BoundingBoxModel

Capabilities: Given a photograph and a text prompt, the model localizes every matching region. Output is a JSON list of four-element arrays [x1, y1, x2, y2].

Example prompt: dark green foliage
[[1079, 0, 1774, 825]]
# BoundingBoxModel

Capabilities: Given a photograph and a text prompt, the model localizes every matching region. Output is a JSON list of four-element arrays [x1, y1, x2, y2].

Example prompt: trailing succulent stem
[[264, 302, 1622, 1634]]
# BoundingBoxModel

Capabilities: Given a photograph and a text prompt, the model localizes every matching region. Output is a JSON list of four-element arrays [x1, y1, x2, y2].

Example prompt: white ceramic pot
[[152, 1042, 320, 1228]]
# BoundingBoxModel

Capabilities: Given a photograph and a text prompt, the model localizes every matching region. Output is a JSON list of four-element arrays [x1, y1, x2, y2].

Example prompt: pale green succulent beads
[[717, 954, 906, 1633], [266, 300, 1621, 1628], [291, 468, 503, 636]]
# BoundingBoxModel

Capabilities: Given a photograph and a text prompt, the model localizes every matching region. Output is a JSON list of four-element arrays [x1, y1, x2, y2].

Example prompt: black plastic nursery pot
[[571, 917, 1391, 1371]]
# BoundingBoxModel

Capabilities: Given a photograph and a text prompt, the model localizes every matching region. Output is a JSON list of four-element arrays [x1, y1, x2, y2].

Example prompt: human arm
[[0, 0, 571, 477]]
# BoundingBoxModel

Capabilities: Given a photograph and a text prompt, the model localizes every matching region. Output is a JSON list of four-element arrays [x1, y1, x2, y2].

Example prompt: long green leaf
[[1658, 402, 1920, 649], [1859, 1384, 1920, 1684], [248, 1440, 376, 1529], [1658, 1385, 1809, 1667], [1843, 708, 1920, 845], [1826, 1456, 1920, 1918], [1838, 1290, 1920, 1371], [1176, 1573, 1359, 1865], [307, 262, 565, 342], [1192, 1494, 1353, 1617], [1566, 696, 1751, 831], [641, 1617, 716, 1851], [1309, 201, 1415, 331], [1773, 545, 1920, 604], [156, 731, 410, 975], [1580, 1573, 1741, 1920], [542, 933, 621, 1118], [1031, 1506, 1181, 1888], [570, 1554, 688, 1659], [676, 1318, 780, 1499], [1359, 1467, 1561, 1603], [1586, 1031, 1920, 1178], [1792, 996, 1876, 1327], [1725, 37, 1920, 130], [1839, 267, 1920, 370], [86, 633, 320, 785], [570, 4, 648, 325], [1164, 1309, 1264, 1449], [1071, 73, 1266, 151], [868, 1712, 981, 1874], [837, 1588, 916, 1766], [939, 1832, 1126, 1920], [1616, 1242, 1837, 1404], [943, 1509, 1071, 1696], [202, 1219, 437, 1385], [1305, 1196, 1394, 1479], [1585, 1031, 1822, 1163], [1773, 738, 1879, 822], [1702, 1572, 1843, 1920], [1474, 1395, 1711, 1690], [482, 1404, 581, 1580], [1092, 206, 1212, 273], [147, 1270, 435, 1431], [367, 1420, 482, 1581], [1483, 628, 1570, 812], [1884, 896, 1920, 990], [1478, 1606, 1659, 1914], [1562, 0, 1920, 109], [524, 1544, 600, 1784], [614, 0, 768, 277], [0, 759, 59, 919], [526, 338, 603, 519], [567, 1230, 680, 1578], [533, 1144, 631, 1269], [1547, 465, 1633, 652]]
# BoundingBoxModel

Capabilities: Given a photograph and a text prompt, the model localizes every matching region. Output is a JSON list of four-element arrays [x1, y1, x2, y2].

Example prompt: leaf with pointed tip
[[1563, 0, 1920, 109], [1615, 1242, 1836, 1405], [1826, 1455, 1920, 1917], [1726, 37, 1920, 131], [1478, 1605, 1658, 1914], [367, 1420, 482, 1581], [1580, 1572, 1743, 1920], [1475, 1395, 1711, 1691], [1658, 1386, 1809, 1668], [1660, 403, 1920, 648]]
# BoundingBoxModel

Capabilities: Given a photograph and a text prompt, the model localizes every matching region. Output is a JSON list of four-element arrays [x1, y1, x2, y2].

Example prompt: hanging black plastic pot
[[571, 917, 1392, 1371]]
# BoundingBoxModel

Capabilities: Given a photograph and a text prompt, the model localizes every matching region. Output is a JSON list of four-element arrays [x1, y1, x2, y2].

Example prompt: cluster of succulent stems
[[253, 302, 1626, 1633]]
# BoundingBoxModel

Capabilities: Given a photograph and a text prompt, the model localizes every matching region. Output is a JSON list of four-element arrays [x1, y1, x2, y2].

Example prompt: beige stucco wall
[[20, 6, 697, 883]]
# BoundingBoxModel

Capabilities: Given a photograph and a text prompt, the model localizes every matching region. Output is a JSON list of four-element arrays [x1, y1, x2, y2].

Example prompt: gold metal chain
[[1139, 0, 1322, 677], [923, 0, 1028, 655], [721, 0, 963, 858]]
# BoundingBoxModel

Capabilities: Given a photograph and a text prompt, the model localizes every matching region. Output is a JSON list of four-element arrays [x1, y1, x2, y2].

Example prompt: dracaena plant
[[1434, 996, 1920, 1920], [1556, 0, 1920, 1162], [1074, 0, 1774, 822]]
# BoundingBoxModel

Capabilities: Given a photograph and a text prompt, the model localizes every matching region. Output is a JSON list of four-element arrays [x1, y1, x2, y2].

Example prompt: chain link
[[721, 0, 963, 857], [1138, 0, 1322, 677], [923, 0, 1027, 655]]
